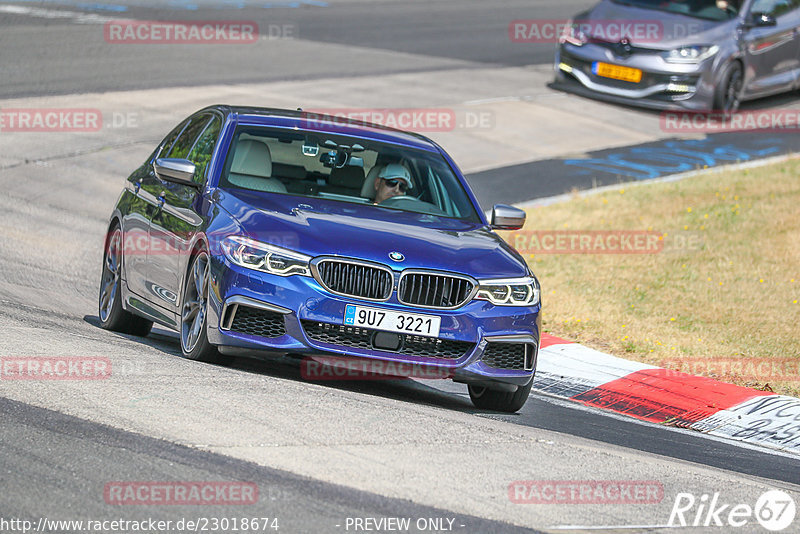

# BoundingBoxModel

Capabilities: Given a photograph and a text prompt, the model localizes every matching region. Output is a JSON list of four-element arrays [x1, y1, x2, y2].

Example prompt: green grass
[[501, 158, 800, 396]]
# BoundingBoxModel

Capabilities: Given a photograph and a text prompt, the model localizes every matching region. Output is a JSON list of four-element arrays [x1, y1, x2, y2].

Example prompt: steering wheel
[[378, 195, 418, 206], [378, 194, 449, 216]]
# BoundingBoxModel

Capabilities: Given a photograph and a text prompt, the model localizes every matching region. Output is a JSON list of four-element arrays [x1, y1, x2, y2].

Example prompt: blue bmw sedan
[[99, 106, 541, 412]]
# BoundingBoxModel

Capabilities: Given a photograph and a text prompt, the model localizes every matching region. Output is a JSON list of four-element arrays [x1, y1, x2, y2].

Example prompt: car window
[[219, 126, 482, 223], [750, 0, 800, 17], [157, 119, 190, 159], [187, 115, 222, 184], [165, 115, 211, 160]]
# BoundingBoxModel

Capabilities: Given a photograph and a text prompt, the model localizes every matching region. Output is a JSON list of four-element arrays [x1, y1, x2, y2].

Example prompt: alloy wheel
[[182, 252, 209, 353], [99, 229, 121, 322]]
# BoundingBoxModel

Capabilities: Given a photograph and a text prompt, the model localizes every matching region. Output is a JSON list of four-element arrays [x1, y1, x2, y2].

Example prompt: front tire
[[468, 379, 533, 413], [180, 249, 226, 363], [713, 62, 743, 115], [98, 225, 153, 336]]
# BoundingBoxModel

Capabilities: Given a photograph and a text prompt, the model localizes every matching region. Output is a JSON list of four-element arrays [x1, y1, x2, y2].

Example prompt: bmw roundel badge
[[389, 251, 405, 262]]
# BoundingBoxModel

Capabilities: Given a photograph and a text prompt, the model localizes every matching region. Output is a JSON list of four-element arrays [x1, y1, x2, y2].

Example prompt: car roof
[[206, 105, 441, 152]]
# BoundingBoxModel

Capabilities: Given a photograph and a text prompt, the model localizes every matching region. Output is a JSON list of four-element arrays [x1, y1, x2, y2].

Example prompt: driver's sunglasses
[[382, 178, 408, 192]]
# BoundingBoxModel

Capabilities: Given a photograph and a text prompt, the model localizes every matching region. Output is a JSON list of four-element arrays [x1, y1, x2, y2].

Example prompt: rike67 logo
[[669, 490, 796, 531]]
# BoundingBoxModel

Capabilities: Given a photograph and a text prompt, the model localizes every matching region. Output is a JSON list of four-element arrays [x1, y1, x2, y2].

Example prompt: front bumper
[[555, 43, 717, 111], [206, 257, 540, 387]]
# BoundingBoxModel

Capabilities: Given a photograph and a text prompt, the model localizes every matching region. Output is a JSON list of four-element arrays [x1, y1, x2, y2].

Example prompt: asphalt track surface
[[1, 397, 535, 533], [2, 1, 800, 532], [468, 131, 800, 209], [0, 0, 592, 99]]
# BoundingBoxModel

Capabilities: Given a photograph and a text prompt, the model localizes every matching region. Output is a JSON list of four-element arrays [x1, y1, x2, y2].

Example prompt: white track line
[[0, 5, 121, 24]]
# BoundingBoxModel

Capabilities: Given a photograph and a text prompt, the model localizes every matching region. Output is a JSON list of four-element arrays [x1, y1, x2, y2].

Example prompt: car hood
[[215, 189, 528, 279], [583, 1, 734, 49]]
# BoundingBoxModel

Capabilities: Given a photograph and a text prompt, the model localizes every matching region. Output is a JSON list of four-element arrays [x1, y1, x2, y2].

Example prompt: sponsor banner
[[1, 357, 111, 380], [509, 480, 664, 504], [691, 395, 800, 453], [104, 481, 258, 505], [104, 20, 261, 44]]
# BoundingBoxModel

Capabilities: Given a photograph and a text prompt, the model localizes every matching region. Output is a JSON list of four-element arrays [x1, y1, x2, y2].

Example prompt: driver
[[716, 0, 739, 12], [373, 163, 413, 204]]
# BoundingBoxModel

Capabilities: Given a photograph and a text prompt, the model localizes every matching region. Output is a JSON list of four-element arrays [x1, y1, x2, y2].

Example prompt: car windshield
[[612, 0, 740, 21], [219, 125, 482, 222]]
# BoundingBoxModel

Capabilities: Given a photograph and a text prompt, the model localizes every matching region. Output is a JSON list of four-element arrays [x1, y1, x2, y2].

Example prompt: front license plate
[[593, 62, 642, 83], [343, 304, 441, 338]]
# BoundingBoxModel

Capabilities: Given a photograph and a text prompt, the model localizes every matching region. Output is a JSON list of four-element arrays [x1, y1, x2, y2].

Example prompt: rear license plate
[[343, 304, 441, 338], [593, 62, 642, 83]]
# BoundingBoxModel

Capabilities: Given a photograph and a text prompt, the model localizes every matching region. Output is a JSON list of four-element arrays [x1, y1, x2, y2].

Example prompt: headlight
[[475, 277, 540, 306], [663, 45, 719, 63], [559, 20, 588, 46], [221, 236, 311, 276]]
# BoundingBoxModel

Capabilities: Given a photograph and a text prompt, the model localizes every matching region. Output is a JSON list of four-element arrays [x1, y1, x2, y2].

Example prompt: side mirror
[[154, 158, 197, 187], [491, 204, 526, 230], [748, 12, 777, 27]]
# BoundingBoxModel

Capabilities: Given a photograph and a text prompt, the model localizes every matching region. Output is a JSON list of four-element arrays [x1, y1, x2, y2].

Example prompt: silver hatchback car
[[554, 0, 800, 112]]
